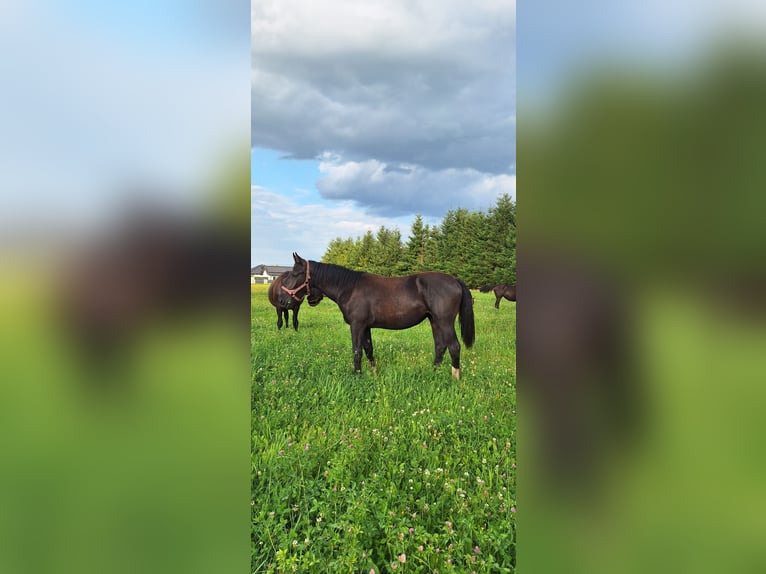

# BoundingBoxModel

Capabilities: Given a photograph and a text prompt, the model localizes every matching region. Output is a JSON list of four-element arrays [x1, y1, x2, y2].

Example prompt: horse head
[[281, 253, 311, 302]]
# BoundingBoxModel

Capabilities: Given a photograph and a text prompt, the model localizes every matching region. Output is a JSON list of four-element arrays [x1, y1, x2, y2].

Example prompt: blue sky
[[251, 148, 434, 265], [251, 0, 516, 266], [56, 1, 248, 53], [251, 149, 320, 205], [1, 1, 248, 234]]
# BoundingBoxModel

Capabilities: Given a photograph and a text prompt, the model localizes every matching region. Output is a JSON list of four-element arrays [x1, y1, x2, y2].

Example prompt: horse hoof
[[451, 367, 460, 380]]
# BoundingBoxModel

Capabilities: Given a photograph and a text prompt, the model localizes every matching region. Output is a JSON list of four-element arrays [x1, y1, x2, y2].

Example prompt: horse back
[[268, 272, 289, 308]]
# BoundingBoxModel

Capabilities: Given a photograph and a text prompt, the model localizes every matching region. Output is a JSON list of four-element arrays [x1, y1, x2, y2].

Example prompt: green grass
[[0, 273, 247, 574], [251, 285, 516, 573]]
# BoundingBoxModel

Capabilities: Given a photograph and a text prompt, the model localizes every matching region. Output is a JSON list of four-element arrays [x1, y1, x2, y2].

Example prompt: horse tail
[[479, 285, 493, 293], [458, 280, 475, 348]]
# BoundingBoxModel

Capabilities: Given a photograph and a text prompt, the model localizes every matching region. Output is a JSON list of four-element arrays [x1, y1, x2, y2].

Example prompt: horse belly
[[372, 315, 426, 330], [370, 301, 427, 330]]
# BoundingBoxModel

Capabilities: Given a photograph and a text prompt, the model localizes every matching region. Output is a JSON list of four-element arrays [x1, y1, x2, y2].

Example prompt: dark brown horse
[[267, 272, 301, 330], [480, 283, 516, 309], [517, 246, 639, 488], [281, 253, 475, 379], [60, 209, 248, 386]]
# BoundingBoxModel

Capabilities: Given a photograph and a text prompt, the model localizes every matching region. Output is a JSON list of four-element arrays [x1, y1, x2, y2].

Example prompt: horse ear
[[293, 252, 303, 264]]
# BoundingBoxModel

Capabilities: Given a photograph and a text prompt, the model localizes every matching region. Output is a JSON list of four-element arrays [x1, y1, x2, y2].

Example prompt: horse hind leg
[[495, 294, 501, 309], [445, 326, 462, 380], [276, 307, 284, 329], [430, 321, 450, 371]]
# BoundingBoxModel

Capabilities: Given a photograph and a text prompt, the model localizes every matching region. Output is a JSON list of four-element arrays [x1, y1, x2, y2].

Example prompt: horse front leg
[[292, 305, 300, 331], [276, 307, 284, 329], [350, 324, 364, 373], [362, 327, 375, 368]]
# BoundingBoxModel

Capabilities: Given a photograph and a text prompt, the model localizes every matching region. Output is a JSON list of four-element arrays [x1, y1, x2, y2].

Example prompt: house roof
[[251, 264, 293, 275]]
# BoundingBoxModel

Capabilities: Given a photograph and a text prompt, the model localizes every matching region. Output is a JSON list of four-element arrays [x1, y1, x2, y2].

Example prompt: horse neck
[[310, 261, 354, 303]]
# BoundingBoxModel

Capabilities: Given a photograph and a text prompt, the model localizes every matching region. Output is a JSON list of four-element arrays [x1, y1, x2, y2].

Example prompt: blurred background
[[518, 1, 766, 573], [3, 1, 766, 573], [0, 2, 250, 573]]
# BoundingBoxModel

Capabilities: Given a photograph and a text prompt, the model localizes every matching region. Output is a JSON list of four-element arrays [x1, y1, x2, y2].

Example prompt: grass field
[[0, 271, 247, 574], [251, 284, 517, 573]]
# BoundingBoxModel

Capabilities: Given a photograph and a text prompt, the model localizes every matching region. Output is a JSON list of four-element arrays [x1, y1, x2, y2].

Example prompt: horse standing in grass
[[480, 283, 516, 309], [281, 253, 475, 379], [268, 272, 302, 330]]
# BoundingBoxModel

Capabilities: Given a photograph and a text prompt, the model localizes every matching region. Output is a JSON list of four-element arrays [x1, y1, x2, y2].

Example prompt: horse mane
[[312, 261, 365, 291]]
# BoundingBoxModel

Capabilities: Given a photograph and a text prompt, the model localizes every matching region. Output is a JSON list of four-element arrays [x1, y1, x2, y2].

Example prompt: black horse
[[268, 272, 300, 330], [480, 283, 516, 309], [281, 253, 475, 379]]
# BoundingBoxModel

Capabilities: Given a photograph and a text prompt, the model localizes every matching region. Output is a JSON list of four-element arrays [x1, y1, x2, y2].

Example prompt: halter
[[280, 260, 311, 302]]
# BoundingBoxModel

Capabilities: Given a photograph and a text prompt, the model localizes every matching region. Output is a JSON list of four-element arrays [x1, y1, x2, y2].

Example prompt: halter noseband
[[280, 260, 311, 302]]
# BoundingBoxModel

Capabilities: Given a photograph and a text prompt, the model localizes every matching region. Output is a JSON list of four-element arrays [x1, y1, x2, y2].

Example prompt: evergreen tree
[[373, 226, 405, 276], [437, 208, 477, 281], [404, 215, 429, 273], [322, 237, 357, 267], [461, 211, 491, 287], [320, 197, 516, 286], [356, 230, 377, 270], [486, 194, 517, 284], [434, 209, 457, 275], [422, 224, 440, 271]]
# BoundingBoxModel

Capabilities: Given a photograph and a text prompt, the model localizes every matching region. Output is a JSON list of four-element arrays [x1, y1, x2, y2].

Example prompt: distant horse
[[517, 246, 638, 488], [281, 253, 475, 379], [480, 283, 516, 309], [267, 272, 301, 330], [60, 209, 247, 383], [267, 272, 323, 330]]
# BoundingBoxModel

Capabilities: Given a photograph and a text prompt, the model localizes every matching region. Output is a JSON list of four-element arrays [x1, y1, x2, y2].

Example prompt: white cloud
[[251, 0, 515, 175], [251, 185, 419, 264], [316, 159, 515, 217], [253, 0, 515, 60]]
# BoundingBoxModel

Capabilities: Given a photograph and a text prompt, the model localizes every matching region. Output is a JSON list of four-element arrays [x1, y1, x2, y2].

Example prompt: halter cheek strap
[[280, 260, 311, 302]]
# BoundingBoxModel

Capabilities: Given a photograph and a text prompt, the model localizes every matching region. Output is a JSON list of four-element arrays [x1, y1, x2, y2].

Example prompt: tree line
[[322, 194, 516, 288]]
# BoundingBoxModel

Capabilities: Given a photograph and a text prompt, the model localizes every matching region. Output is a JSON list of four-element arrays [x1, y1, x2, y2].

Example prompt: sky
[[5, 1, 756, 267], [251, 0, 517, 265], [1, 1, 248, 237]]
